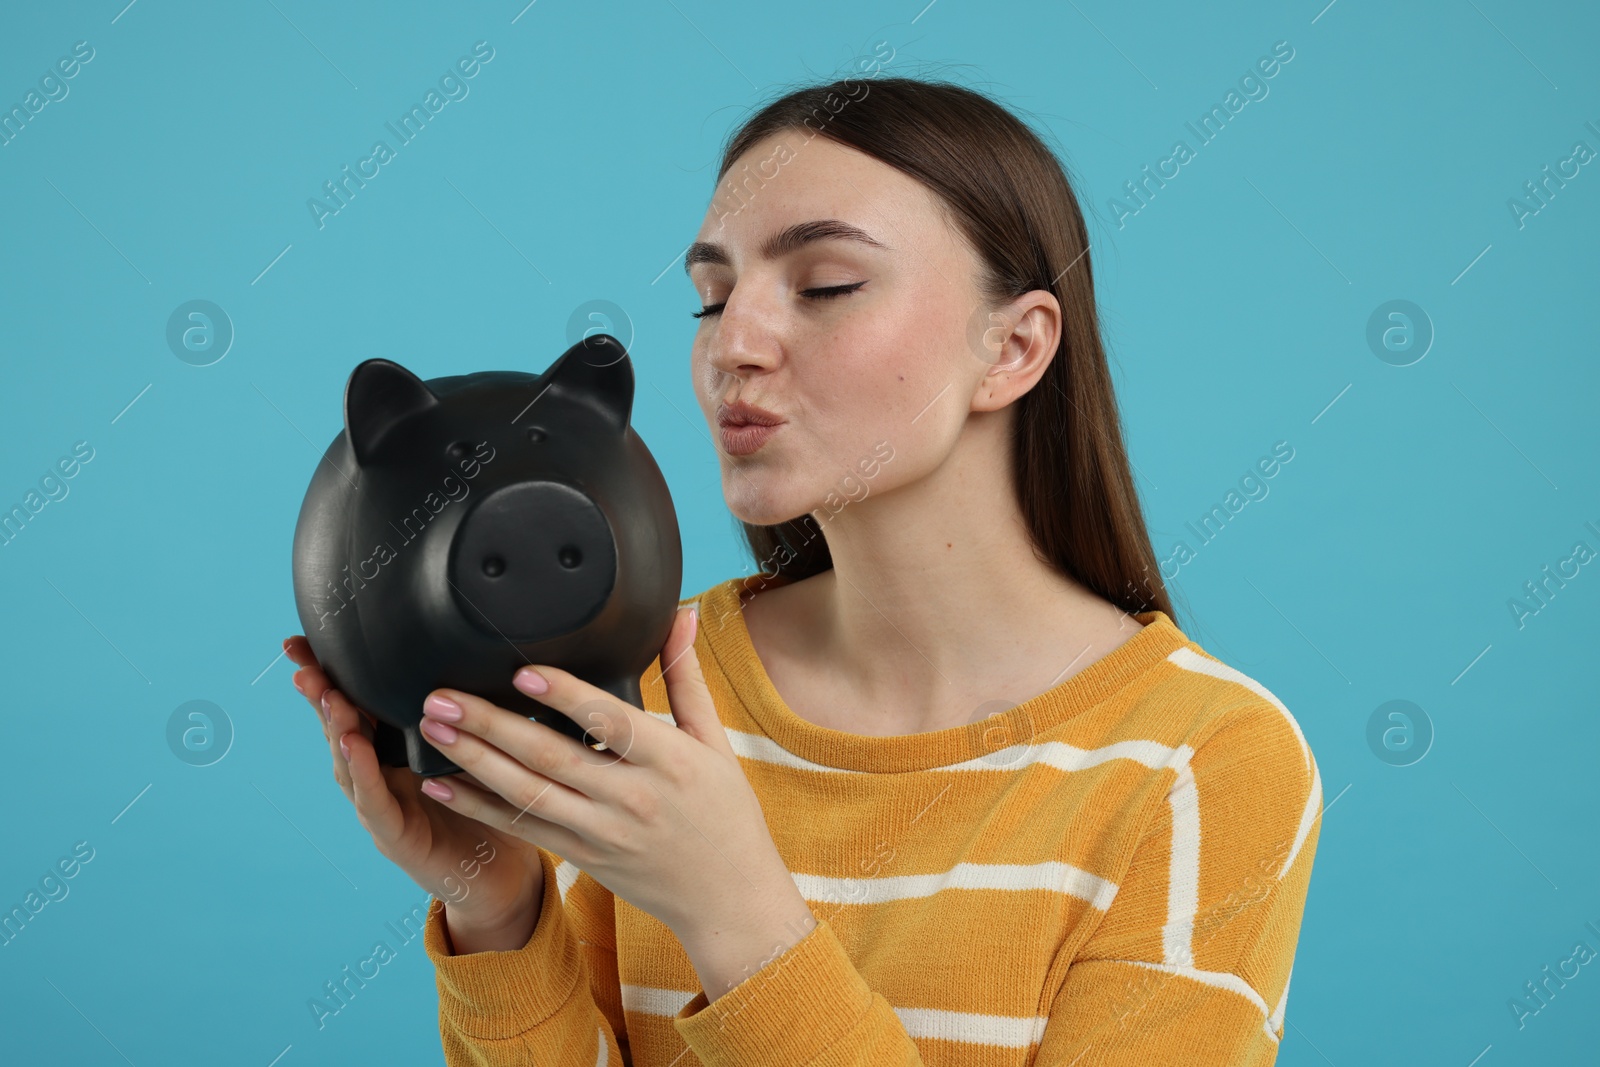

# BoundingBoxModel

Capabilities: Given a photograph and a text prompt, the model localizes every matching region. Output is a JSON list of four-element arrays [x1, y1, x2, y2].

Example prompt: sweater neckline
[[696, 576, 1189, 774]]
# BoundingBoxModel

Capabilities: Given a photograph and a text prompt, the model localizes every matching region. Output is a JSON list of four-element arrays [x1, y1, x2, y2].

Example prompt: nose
[[703, 292, 782, 381]]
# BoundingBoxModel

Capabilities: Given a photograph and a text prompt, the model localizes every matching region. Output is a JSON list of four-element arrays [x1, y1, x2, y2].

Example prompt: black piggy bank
[[290, 334, 682, 777]]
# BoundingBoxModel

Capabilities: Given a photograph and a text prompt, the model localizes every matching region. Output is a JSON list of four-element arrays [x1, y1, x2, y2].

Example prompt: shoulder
[[1144, 638, 1323, 879], [1100, 627, 1321, 844], [1132, 630, 1317, 773]]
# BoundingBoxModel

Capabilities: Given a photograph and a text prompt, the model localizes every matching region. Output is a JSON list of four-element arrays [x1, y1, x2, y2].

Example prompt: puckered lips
[[716, 399, 785, 456]]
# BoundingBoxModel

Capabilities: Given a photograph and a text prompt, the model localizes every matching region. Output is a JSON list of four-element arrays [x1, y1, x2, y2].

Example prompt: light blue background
[[2, 1, 1596, 1064]]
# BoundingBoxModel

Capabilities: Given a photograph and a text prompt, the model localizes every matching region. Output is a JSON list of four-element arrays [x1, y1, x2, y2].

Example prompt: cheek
[[690, 347, 717, 411], [801, 357, 944, 491], [816, 330, 950, 447]]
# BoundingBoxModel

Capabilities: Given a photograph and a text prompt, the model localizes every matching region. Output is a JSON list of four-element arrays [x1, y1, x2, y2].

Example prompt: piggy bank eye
[[527, 426, 547, 443], [446, 440, 474, 458]]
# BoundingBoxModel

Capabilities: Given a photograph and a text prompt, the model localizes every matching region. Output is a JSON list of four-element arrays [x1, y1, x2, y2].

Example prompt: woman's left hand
[[412, 604, 811, 956]]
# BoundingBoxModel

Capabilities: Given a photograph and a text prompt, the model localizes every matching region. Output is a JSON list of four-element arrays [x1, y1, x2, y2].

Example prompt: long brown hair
[[710, 74, 1178, 626]]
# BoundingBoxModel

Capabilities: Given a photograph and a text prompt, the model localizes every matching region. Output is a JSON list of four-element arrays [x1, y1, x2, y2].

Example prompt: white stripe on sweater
[[1165, 648, 1322, 878], [892, 1006, 1049, 1047], [621, 983, 697, 1017], [555, 857, 582, 904], [644, 709, 1192, 778], [1267, 969, 1291, 1040], [1124, 959, 1277, 1036], [1162, 751, 1200, 967], [621, 984, 1050, 1048], [562, 854, 1118, 922], [792, 860, 1118, 911], [625, 964, 1282, 1048], [1157, 647, 1317, 1032]]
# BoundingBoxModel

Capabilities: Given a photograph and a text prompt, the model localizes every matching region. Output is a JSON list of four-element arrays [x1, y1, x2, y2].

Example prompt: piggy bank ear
[[542, 334, 633, 432], [344, 358, 440, 464]]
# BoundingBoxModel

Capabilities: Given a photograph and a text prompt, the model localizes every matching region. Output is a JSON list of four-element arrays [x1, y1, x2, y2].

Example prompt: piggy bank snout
[[447, 479, 617, 642]]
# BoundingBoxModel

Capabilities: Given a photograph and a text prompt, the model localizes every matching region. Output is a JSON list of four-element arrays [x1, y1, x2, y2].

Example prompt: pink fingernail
[[421, 718, 458, 744], [292, 673, 306, 695], [421, 779, 454, 802], [514, 667, 549, 696], [424, 694, 463, 722], [338, 734, 351, 759]]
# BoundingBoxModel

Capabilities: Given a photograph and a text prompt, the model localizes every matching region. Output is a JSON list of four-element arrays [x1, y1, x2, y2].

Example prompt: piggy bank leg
[[371, 719, 464, 777], [371, 718, 409, 768], [401, 721, 465, 778]]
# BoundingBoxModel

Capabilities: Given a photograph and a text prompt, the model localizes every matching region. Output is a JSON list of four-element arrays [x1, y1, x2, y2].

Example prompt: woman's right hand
[[283, 635, 547, 954]]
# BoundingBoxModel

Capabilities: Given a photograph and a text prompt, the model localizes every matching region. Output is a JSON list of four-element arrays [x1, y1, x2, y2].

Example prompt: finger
[[435, 681, 642, 784], [288, 642, 377, 734], [504, 664, 681, 772], [323, 687, 372, 802], [292, 665, 333, 743], [292, 660, 328, 709], [418, 772, 585, 859], [456, 769, 493, 792], [416, 696, 601, 834], [657, 603, 732, 757], [284, 635, 317, 669], [340, 726, 405, 842]]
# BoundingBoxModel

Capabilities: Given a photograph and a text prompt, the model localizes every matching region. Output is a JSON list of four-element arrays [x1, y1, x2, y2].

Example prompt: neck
[[778, 410, 1137, 731]]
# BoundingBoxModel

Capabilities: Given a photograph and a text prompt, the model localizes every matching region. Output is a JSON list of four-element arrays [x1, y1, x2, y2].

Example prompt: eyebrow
[[683, 219, 889, 277]]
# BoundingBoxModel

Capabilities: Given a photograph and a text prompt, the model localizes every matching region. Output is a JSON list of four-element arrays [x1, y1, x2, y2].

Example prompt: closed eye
[[691, 280, 867, 320]]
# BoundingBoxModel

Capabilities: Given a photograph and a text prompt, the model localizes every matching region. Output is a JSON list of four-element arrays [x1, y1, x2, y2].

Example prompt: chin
[[720, 470, 816, 528]]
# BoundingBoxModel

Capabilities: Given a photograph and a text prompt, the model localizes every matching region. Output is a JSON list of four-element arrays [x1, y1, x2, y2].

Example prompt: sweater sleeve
[[670, 914, 926, 1066], [1030, 698, 1324, 1066], [423, 845, 631, 1066]]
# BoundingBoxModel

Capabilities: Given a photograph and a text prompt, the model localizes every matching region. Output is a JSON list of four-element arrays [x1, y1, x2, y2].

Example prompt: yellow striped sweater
[[422, 575, 1323, 1066]]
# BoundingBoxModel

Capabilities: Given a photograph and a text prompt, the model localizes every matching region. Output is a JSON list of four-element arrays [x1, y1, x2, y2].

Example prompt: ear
[[971, 291, 1061, 414], [344, 359, 440, 465], [541, 334, 633, 432]]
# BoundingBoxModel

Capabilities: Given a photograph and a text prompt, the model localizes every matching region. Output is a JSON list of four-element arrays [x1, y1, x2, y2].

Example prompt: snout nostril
[[557, 545, 582, 569], [482, 555, 505, 577]]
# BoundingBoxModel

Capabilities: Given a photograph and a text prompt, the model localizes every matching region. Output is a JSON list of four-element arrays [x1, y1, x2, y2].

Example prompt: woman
[[285, 75, 1321, 1066]]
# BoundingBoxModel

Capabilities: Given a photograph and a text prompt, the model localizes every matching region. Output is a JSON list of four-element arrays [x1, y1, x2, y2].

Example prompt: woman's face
[[686, 131, 1006, 527]]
